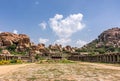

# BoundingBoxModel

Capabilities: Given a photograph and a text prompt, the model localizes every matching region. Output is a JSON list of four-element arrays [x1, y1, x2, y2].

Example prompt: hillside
[[79, 27, 120, 54]]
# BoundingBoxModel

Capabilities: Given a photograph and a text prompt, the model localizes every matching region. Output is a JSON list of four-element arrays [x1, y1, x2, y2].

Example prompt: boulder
[[0, 32, 31, 52], [2, 49, 10, 55]]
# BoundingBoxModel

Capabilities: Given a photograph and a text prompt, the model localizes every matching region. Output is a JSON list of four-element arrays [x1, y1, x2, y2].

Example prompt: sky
[[0, 0, 120, 47]]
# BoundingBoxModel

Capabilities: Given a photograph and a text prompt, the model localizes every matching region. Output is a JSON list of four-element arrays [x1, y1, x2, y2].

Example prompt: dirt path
[[0, 63, 32, 75]]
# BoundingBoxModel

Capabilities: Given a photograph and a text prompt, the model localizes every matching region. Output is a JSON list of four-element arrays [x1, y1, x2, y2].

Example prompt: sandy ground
[[81, 62, 120, 70], [0, 63, 32, 75], [0, 62, 120, 81]]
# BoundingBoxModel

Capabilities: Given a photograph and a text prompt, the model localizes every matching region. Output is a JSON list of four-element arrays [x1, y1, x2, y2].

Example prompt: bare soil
[[0, 62, 120, 81]]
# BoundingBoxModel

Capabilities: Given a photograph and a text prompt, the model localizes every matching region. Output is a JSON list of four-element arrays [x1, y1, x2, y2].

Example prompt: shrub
[[46, 59, 55, 63], [115, 47, 120, 52], [0, 61, 4, 65], [10, 59, 17, 63], [16, 60, 23, 63], [10, 51, 26, 55], [10, 59, 23, 64], [106, 46, 115, 52], [0, 48, 3, 53], [6, 44, 16, 51], [38, 59, 75, 64], [59, 59, 75, 63], [35, 54, 40, 60], [0, 59, 23, 65], [3, 60, 10, 64], [0, 60, 10, 65]]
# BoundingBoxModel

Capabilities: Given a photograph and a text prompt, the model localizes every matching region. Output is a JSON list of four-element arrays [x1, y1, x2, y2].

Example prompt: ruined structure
[[68, 53, 120, 63], [0, 54, 30, 62], [68, 27, 120, 63], [50, 52, 62, 60]]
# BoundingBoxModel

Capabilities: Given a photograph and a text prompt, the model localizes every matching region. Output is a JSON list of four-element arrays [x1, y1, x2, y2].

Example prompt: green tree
[[35, 54, 40, 60], [6, 44, 16, 52], [105, 46, 115, 52], [0, 48, 3, 53]]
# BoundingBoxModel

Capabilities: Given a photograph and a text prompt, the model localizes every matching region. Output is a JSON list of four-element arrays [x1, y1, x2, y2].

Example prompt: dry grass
[[0, 62, 120, 81]]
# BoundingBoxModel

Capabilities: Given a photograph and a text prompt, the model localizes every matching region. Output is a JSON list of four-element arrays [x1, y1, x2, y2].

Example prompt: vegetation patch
[[38, 59, 75, 64], [27, 76, 37, 81], [0, 59, 23, 65]]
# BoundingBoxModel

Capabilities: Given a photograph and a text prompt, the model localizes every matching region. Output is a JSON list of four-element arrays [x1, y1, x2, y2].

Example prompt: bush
[[10, 51, 26, 55], [6, 44, 16, 51], [16, 60, 23, 63], [0, 61, 4, 65], [10, 59, 17, 63], [59, 59, 75, 63], [0, 60, 10, 65], [10, 59, 23, 64], [35, 54, 40, 60], [38, 59, 75, 64], [0, 48, 3, 53], [46, 59, 55, 63], [114, 47, 120, 52], [0, 59, 23, 65], [75, 49, 88, 52], [106, 46, 115, 52]]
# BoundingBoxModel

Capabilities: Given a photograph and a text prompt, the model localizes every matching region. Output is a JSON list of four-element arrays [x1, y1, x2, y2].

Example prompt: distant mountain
[[98, 27, 120, 47], [79, 27, 120, 54]]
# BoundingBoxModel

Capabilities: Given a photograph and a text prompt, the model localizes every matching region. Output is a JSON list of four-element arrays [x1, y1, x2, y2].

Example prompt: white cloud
[[13, 30, 18, 34], [40, 13, 85, 46], [0, 31, 2, 33], [39, 38, 49, 44], [54, 38, 71, 45], [39, 22, 47, 30], [76, 40, 87, 47], [49, 13, 85, 38]]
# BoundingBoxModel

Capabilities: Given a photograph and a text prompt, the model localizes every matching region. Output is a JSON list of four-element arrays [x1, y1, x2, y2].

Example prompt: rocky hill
[[0, 32, 76, 56], [98, 27, 120, 47], [80, 27, 120, 54], [0, 32, 31, 53]]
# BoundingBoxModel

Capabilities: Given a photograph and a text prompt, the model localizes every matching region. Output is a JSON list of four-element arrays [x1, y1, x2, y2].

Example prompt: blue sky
[[0, 0, 120, 47]]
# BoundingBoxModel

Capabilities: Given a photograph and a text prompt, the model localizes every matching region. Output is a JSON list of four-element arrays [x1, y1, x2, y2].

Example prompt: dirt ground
[[0, 62, 120, 81]]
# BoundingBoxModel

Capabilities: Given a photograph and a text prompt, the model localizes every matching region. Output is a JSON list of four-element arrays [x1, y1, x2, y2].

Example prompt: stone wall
[[68, 53, 120, 63], [0, 54, 30, 62]]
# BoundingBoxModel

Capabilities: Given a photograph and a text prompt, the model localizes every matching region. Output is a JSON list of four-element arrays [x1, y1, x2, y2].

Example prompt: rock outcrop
[[81, 27, 120, 54], [30, 43, 47, 54], [63, 45, 75, 52], [98, 27, 120, 47], [49, 44, 62, 52], [1, 49, 10, 55], [0, 32, 31, 52]]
